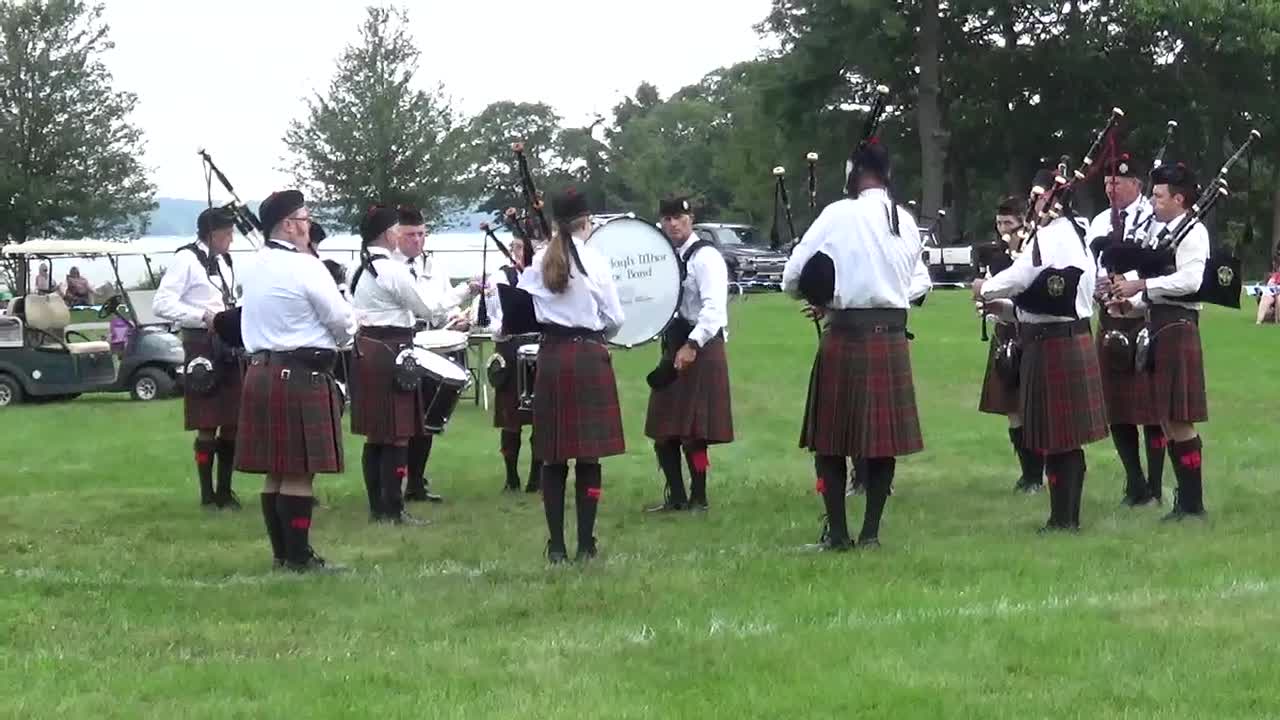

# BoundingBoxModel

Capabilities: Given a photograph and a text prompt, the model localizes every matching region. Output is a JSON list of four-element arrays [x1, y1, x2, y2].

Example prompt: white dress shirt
[[676, 235, 730, 347], [782, 189, 932, 309], [520, 235, 625, 338], [152, 241, 233, 329], [1144, 212, 1209, 311], [240, 240, 355, 352], [397, 249, 472, 328], [352, 246, 435, 328], [1087, 196, 1153, 249], [981, 216, 1097, 323]]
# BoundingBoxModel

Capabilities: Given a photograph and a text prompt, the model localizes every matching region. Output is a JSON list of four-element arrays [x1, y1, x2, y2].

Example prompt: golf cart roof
[[1, 239, 152, 258]]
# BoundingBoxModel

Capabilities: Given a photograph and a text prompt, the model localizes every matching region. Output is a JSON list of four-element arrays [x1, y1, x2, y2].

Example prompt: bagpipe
[[1100, 128, 1261, 308], [493, 141, 547, 340], [785, 84, 892, 330], [1009, 107, 1126, 319], [196, 148, 258, 350]]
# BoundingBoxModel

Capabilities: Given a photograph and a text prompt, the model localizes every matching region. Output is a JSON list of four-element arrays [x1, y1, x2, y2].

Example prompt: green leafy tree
[[283, 5, 460, 231], [0, 0, 155, 289]]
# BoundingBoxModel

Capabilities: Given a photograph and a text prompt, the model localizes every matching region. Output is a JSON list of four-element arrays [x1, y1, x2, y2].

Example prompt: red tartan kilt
[[181, 330, 243, 431], [1019, 326, 1109, 453], [235, 359, 344, 475], [800, 325, 923, 458], [644, 334, 734, 443], [1095, 315, 1160, 425], [532, 335, 625, 463], [349, 331, 423, 442], [978, 321, 1019, 416], [1150, 313, 1208, 423]]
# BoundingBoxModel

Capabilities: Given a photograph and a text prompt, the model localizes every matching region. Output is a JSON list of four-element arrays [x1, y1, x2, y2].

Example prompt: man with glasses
[[236, 190, 355, 572]]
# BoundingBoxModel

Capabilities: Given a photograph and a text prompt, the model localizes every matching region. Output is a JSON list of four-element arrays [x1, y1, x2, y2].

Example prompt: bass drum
[[587, 216, 682, 348]]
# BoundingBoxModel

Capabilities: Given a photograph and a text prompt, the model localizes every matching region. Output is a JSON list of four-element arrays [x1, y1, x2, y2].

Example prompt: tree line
[[4, 1, 1280, 284]]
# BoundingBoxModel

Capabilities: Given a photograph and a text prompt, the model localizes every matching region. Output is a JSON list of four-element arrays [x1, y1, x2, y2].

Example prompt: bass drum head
[[588, 216, 681, 348]]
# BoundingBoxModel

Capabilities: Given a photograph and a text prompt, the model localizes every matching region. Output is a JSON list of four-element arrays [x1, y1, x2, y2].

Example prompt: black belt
[[180, 327, 210, 341], [826, 308, 908, 334], [359, 325, 414, 341], [541, 324, 605, 341], [1020, 318, 1092, 342], [1149, 304, 1199, 326], [249, 348, 338, 373]]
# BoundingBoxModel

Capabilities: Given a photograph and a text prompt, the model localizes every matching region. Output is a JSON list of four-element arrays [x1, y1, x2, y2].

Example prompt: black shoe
[[503, 483, 520, 493], [1037, 522, 1070, 535], [1162, 508, 1207, 523], [404, 489, 429, 503], [803, 537, 853, 552], [1020, 481, 1044, 495], [645, 500, 688, 513], [688, 499, 709, 513], [575, 539, 598, 562], [546, 542, 569, 564], [286, 549, 348, 574], [524, 482, 540, 494], [377, 511, 429, 526], [856, 536, 881, 550], [423, 490, 444, 504], [215, 491, 242, 510], [1120, 493, 1145, 507]]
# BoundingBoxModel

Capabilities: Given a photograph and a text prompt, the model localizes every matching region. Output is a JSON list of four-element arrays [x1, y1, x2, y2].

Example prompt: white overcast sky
[[98, 0, 777, 201]]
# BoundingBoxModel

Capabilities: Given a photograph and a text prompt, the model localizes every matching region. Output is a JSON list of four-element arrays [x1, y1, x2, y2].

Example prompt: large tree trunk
[[917, 0, 949, 228]]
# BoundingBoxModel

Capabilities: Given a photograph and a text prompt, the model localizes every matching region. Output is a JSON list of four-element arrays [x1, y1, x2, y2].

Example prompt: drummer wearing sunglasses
[[644, 196, 735, 513]]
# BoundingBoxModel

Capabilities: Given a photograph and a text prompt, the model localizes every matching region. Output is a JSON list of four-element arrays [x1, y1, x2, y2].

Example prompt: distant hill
[[144, 198, 490, 237]]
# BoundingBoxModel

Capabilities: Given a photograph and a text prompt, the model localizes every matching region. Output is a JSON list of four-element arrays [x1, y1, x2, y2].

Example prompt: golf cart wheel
[[0, 374, 22, 407], [131, 367, 175, 401]]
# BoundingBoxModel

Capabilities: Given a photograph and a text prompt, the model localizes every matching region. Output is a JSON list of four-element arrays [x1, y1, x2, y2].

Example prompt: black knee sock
[[1044, 452, 1074, 528], [684, 443, 709, 504], [814, 455, 850, 544], [542, 463, 569, 551], [1170, 437, 1204, 513], [859, 457, 895, 541], [214, 437, 236, 499], [654, 440, 686, 505], [1110, 424, 1146, 498], [194, 438, 217, 504], [501, 430, 522, 489], [1067, 448, 1086, 527], [1144, 426, 1167, 500], [527, 453, 543, 492], [1008, 427, 1043, 486], [361, 443, 383, 516], [574, 462, 602, 552], [380, 445, 409, 518], [406, 435, 431, 494], [276, 494, 315, 567], [260, 492, 286, 563]]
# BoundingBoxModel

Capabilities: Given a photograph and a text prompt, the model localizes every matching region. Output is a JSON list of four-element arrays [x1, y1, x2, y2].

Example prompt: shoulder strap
[[503, 266, 519, 286], [678, 239, 717, 282], [350, 254, 392, 294], [179, 242, 235, 306]]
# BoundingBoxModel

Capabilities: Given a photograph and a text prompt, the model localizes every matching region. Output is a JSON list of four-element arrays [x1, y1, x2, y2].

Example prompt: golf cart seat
[[23, 294, 111, 354]]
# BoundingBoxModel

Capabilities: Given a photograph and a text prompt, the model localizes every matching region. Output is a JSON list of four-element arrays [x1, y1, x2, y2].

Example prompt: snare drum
[[516, 343, 539, 412], [396, 346, 471, 434], [415, 329, 469, 370]]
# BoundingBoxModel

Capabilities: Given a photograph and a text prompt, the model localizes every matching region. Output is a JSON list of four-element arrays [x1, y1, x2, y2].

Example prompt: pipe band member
[[518, 188, 626, 563], [153, 205, 244, 510], [977, 168, 1108, 533], [1087, 153, 1166, 507], [1107, 162, 1210, 521], [644, 195, 734, 513], [783, 139, 932, 551], [236, 190, 355, 572]]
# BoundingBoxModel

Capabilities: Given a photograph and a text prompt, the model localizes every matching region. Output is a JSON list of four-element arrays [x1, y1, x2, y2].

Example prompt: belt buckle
[[280, 368, 291, 381], [872, 324, 886, 334]]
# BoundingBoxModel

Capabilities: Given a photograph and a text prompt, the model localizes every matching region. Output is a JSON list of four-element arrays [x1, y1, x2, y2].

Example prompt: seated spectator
[[34, 263, 55, 295], [109, 314, 133, 355], [64, 267, 92, 306]]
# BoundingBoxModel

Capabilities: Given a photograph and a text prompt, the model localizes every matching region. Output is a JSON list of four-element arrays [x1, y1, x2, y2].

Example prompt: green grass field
[[2, 291, 1278, 719]]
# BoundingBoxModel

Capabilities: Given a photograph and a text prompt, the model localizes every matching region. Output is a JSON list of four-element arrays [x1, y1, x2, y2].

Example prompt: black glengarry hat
[[658, 196, 692, 217], [360, 204, 400, 245], [551, 188, 590, 223], [258, 190, 305, 237]]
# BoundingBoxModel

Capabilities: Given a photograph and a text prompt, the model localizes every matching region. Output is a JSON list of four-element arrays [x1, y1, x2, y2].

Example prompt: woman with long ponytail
[[518, 188, 626, 563]]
